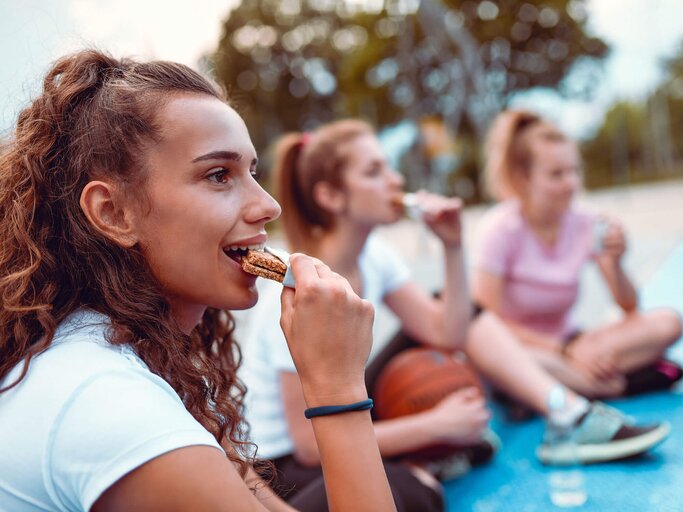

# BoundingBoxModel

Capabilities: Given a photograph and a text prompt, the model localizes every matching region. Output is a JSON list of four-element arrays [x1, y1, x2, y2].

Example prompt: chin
[[556, 199, 573, 213], [380, 210, 402, 224], [217, 285, 260, 311]]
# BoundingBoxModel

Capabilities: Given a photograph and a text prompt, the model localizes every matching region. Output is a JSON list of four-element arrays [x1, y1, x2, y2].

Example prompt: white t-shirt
[[240, 235, 410, 459], [0, 309, 223, 512]]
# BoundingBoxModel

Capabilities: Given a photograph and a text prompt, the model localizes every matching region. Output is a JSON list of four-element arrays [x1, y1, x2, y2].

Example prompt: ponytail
[[483, 109, 566, 200], [272, 119, 374, 253], [273, 133, 327, 254]]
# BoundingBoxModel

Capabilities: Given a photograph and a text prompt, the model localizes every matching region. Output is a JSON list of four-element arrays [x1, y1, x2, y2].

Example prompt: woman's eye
[[250, 167, 262, 181], [207, 168, 230, 184]]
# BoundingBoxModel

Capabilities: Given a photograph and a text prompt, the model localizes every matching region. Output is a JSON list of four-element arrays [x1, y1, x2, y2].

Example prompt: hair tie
[[516, 115, 540, 133], [300, 132, 312, 147]]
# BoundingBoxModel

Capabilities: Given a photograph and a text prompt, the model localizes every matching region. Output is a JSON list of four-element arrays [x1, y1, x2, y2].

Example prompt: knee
[[650, 309, 683, 345], [464, 311, 520, 359], [462, 311, 491, 352]]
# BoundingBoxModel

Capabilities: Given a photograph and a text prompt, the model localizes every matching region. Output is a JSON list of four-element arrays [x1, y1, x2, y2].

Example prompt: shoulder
[[18, 310, 146, 397], [11, 310, 193, 428], [475, 201, 525, 253], [473, 201, 525, 272], [358, 234, 411, 304], [0, 310, 221, 512], [478, 200, 525, 237], [362, 233, 394, 258], [361, 233, 408, 270], [45, 367, 221, 511], [361, 234, 410, 287], [566, 206, 595, 232]]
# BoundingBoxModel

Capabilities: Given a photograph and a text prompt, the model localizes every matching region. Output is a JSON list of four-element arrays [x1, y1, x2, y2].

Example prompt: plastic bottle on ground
[[545, 421, 588, 508]]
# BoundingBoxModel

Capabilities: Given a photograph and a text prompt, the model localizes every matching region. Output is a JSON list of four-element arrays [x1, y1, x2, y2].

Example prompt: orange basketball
[[373, 347, 484, 459]]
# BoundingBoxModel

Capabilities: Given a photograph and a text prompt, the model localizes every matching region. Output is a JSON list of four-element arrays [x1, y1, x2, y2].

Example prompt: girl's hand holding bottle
[[413, 190, 464, 249], [594, 218, 627, 266], [566, 340, 620, 381]]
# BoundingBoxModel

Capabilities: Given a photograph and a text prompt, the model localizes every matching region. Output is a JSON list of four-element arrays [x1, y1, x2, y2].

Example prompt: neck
[[313, 221, 371, 278], [520, 201, 564, 230], [169, 302, 207, 335]]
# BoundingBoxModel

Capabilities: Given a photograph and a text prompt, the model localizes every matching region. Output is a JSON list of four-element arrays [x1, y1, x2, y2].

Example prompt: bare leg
[[526, 346, 627, 398], [569, 309, 682, 374], [518, 308, 681, 398], [464, 312, 671, 464], [465, 311, 580, 416]]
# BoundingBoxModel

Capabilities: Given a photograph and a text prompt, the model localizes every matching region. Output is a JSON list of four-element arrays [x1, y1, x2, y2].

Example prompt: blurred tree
[[582, 42, 683, 189], [211, 0, 607, 199], [582, 101, 645, 188], [656, 47, 683, 167]]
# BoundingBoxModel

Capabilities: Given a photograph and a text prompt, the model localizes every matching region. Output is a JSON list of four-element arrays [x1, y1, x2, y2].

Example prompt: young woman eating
[[0, 50, 396, 512]]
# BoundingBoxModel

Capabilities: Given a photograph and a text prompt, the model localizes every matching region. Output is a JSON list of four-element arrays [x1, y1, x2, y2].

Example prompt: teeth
[[224, 243, 265, 252]]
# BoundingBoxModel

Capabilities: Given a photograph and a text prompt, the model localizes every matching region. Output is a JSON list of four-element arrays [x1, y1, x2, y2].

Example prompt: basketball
[[373, 347, 484, 459]]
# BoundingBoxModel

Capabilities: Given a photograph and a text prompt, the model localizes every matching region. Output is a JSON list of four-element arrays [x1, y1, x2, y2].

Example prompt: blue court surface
[[443, 239, 683, 511]]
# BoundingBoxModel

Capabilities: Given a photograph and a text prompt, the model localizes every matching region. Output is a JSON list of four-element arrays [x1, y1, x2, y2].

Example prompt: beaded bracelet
[[304, 399, 374, 419]]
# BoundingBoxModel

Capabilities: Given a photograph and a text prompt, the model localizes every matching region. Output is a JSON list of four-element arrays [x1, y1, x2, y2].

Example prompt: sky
[[512, 0, 683, 138], [2, 0, 683, 139]]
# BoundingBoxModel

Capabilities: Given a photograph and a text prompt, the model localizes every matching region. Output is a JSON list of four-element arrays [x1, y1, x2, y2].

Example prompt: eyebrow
[[192, 150, 258, 167]]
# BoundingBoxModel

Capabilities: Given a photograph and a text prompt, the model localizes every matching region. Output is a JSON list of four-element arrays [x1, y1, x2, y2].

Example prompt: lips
[[223, 243, 265, 264]]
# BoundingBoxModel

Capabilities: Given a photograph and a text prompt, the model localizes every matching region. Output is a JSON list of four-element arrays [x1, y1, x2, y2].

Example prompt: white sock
[[547, 385, 590, 427]]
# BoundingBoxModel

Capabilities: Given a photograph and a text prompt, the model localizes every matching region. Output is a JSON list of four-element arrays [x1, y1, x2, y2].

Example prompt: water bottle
[[545, 422, 587, 508]]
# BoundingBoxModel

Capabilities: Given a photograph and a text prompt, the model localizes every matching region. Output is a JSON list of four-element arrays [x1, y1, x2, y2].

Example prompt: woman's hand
[[416, 190, 463, 248], [596, 218, 627, 266], [280, 255, 396, 512], [279, 254, 375, 406], [424, 387, 490, 445], [594, 217, 638, 312], [565, 338, 619, 381]]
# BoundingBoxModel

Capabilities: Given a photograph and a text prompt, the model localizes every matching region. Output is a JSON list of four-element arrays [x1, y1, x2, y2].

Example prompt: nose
[[388, 168, 405, 189], [244, 180, 282, 225]]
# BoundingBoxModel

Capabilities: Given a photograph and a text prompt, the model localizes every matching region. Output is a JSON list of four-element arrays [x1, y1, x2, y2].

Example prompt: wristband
[[304, 399, 373, 419]]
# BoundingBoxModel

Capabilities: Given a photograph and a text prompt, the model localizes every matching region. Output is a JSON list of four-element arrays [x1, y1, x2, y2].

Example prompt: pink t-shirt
[[474, 200, 597, 339]]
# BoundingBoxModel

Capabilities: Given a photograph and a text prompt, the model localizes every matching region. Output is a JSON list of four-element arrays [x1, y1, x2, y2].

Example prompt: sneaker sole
[[537, 421, 671, 464]]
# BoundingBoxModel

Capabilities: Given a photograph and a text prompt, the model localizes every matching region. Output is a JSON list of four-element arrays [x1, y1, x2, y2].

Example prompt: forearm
[[373, 414, 437, 458], [309, 408, 396, 511], [279, 255, 394, 511], [433, 244, 470, 348], [602, 260, 638, 311], [292, 414, 439, 464]]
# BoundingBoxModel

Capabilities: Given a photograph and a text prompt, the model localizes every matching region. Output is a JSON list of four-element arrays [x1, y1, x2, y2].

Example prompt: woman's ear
[[312, 181, 346, 214], [79, 181, 139, 248], [512, 165, 530, 197]]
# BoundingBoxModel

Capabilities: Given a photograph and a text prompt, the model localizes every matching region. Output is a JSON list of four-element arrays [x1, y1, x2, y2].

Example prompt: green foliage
[[210, 0, 608, 198], [582, 41, 683, 189]]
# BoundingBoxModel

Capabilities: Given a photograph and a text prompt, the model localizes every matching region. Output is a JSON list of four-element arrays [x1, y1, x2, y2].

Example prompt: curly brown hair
[[0, 49, 253, 475]]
